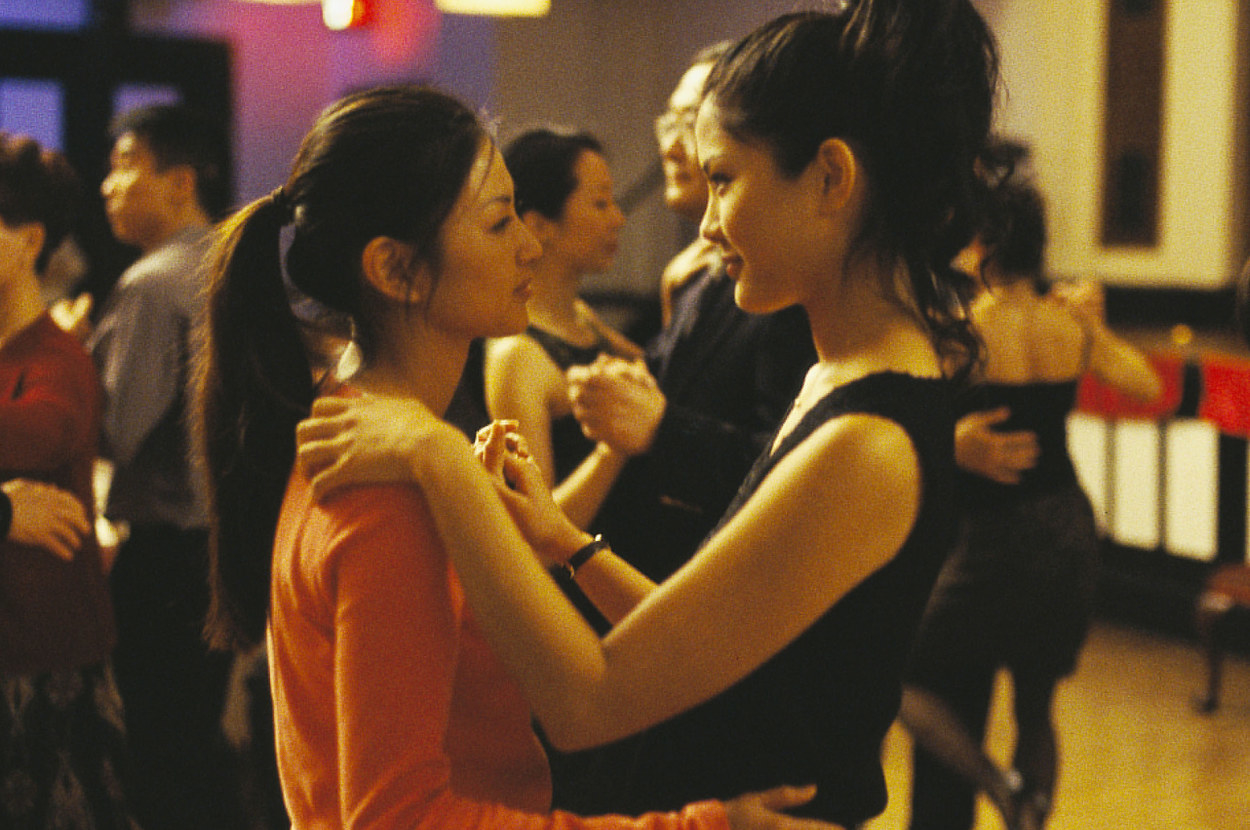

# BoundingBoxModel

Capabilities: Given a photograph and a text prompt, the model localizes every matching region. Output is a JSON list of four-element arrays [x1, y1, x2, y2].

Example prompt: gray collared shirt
[[90, 225, 211, 529]]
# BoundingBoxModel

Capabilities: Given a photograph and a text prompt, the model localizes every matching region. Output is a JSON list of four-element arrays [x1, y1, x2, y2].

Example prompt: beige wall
[[132, 0, 1249, 293], [988, 0, 1248, 289]]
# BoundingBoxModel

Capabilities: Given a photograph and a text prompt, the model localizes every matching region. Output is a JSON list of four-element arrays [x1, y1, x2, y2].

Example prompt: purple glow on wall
[[0, 79, 64, 148], [0, 0, 90, 30]]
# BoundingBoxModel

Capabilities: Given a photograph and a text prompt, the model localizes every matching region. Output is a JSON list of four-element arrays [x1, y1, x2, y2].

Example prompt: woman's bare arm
[[484, 335, 564, 486], [1051, 283, 1162, 403], [560, 539, 659, 626], [1084, 324, 1163, 403], [298, 396, 920, 751], [551, 442, 630, 530], [485, 336, 630, 529]]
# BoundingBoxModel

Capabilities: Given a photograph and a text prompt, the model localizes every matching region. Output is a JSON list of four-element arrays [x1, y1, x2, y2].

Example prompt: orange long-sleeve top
[[269, 458, 728, 830]]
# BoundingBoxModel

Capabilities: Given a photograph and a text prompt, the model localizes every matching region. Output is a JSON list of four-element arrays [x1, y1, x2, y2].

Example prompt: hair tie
[[271, 186, 294, 224]]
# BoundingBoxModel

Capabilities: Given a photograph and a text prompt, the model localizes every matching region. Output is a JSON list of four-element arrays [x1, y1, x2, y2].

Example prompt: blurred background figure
[[86, 103, 244, 830], [0, 131, 138, 830], [567, 42, 813, 583], [901, 141, 1163, 830], [478, 127, 641, 524]]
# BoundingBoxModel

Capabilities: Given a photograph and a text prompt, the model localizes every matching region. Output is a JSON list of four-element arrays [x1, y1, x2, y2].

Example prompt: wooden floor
[[866, 621, 1250, 829]]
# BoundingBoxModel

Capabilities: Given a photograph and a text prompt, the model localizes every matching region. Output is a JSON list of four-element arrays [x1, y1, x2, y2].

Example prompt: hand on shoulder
[[296, 394, 471, 501]]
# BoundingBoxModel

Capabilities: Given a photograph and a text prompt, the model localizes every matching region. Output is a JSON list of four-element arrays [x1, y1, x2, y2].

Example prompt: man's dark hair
[[110, 103, 231, 218]]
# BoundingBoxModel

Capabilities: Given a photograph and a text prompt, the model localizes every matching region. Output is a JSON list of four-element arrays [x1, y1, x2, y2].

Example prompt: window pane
[[0, 0, 90, 30], [0, 77, 64, 149]]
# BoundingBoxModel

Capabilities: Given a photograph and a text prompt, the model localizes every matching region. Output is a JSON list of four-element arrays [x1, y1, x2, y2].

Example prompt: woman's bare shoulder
[[485, 333, 559, 375], [776, 412, 920, 510], [483, 333, 566, 408]]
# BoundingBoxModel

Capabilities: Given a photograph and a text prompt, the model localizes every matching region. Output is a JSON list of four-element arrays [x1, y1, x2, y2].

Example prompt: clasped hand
[[473, 420, 591, 566], [295, 397, 586, 566], [3, 479, 91, 561], [566, 355, 666, 457]]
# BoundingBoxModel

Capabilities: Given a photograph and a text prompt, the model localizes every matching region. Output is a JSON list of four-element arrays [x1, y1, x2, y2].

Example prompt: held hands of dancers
[[295, 397, 592, 566], [474, 419, 597, 567], [566, 355, 666, 457]]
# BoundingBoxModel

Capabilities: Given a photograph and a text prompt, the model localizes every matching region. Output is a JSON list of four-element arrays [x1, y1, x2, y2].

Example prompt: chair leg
[[1195, 591, 1233, 714]]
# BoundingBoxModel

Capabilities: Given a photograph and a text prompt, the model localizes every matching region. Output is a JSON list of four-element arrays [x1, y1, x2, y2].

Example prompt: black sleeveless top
[[524, 325, 625, 482], [957, 380, 1080, 510], [614, 372, 957, 826]]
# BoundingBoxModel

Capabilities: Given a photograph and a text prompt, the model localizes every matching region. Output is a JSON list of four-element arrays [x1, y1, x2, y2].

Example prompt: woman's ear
[[18, 222, 45, 270], [165, 164, 200, 210], [814, 138, 860, 216], [360, 236, 428, 305]]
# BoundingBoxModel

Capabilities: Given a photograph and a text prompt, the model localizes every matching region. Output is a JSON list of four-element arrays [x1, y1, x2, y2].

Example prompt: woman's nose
[[699, 198, 722, 244]]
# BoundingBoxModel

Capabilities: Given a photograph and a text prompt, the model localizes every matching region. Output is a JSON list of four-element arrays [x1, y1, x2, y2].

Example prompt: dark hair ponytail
[[198, 85, 486, 650], [199, 192, 313, 650], [705, 0, 999, 379]]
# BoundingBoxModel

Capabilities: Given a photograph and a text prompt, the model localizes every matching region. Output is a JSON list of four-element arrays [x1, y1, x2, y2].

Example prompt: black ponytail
[[199, 191, 314, 650], [197, 85, 487, 650], [973, 139, 1047, 282]]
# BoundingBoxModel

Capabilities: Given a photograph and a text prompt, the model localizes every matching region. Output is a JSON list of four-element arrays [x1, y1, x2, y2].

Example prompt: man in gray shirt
[[89, 103, 241, 830]]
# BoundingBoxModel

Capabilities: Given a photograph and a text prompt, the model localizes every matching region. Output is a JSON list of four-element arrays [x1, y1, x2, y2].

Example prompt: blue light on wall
[[0, 79, 65, 149], [0, 0, 91, 30]]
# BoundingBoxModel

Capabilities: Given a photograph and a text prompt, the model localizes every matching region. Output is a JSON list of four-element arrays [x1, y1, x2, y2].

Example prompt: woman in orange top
[[197, 85, 827, 830]]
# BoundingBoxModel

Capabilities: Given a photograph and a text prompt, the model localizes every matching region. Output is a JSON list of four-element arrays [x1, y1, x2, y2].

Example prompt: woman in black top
[[902, 143, 1162, 830]]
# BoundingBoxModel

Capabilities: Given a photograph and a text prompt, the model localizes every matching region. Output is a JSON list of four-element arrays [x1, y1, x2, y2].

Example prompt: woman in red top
[[198, 85, 827, 830], [0, 132, 136, 829]]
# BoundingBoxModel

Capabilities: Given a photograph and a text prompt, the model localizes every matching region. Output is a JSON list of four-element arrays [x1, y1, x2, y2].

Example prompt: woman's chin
[[733, 286, 767, 315], [733, 280, 790, 316]]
